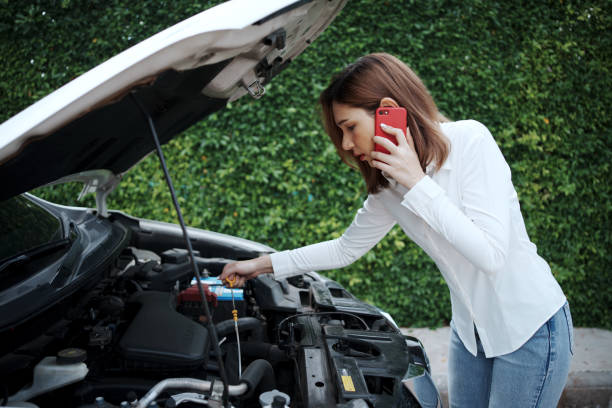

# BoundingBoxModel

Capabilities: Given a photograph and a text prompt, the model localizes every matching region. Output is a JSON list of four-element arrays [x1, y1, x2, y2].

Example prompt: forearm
[[270, 238, 355, 279], [270, 194, 395, 280], [270, 228, 393, 279], [252, 254, 274, 277]]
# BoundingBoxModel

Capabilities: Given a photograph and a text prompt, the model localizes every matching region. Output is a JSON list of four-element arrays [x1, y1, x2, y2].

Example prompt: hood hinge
[[46, 170, 121, 217]]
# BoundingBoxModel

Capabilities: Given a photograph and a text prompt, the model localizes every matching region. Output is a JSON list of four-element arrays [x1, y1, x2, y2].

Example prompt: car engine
[[0, 212, 434, 408]]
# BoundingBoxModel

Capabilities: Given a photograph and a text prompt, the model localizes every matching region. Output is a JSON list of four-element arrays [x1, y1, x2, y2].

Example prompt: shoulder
[[440, 120, 500, 163], [440, 119, 493, 148], [440, 119, 507, 166], [441, 120, 510, 176]]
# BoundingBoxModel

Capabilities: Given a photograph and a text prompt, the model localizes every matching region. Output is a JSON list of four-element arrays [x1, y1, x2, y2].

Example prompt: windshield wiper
[[0, 238, 71, 275]]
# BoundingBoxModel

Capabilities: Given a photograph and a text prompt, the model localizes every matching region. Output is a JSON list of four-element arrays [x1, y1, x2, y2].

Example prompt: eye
[[347, 125, 355, 131]]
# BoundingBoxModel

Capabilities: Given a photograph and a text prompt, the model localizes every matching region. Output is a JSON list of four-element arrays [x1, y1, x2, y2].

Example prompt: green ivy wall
[[1, 0, 610, 328]]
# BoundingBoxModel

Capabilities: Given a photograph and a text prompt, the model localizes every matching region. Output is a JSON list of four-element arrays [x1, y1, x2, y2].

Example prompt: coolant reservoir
[[259, 389, 290, 407], [8, 349, 89, 403]]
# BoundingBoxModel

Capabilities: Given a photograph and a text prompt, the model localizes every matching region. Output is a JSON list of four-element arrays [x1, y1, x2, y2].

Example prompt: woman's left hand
[[371, 123, 425, 189]]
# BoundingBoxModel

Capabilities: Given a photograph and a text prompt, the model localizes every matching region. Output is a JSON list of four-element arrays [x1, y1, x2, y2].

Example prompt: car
[[0, 1, 441, 407]]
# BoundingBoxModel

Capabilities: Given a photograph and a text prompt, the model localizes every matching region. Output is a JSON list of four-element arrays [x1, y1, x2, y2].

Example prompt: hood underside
[[0, 0, 347, 201]]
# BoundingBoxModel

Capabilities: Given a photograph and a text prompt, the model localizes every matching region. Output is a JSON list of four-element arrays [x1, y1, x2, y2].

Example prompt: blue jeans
[[448, 302, 574, 408]]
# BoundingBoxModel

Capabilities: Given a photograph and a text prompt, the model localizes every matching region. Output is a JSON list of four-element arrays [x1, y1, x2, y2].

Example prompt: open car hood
[[0, 0, 347, 202]]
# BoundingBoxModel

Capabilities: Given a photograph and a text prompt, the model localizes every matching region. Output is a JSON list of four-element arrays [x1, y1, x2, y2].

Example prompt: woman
[[219, 53, 573, 407]]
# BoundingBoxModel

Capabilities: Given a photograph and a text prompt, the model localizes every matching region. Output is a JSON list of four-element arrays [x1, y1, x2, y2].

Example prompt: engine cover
[[118, 291, 209, 370]]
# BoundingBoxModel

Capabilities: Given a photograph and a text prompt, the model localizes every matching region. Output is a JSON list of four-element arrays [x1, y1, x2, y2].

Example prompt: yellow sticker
[[341, 375, 355, 392]]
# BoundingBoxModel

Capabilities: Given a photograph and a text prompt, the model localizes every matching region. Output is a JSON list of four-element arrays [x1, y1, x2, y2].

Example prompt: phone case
[[375, 107, 407, 155]]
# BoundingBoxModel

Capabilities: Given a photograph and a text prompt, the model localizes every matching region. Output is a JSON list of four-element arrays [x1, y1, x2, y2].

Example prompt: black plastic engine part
[[89, 323, 113, 348], [122, 260, 158, 280], [118, 291, 209, 369], [404, 335, 429, 368], [272, 395, 287, 408], [149, 251, 235, 291], [160, 248, 196, 264], [323, 325, 416, 407], [97, 296, 125, 318], [57, 348, 87, 364], [149, 261, 192, 291], [250, 275, 298, 312], [298, 346, 336, 407], [194, 257, 235, 276]]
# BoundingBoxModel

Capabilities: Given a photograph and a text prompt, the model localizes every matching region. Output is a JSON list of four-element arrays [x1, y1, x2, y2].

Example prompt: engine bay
[[0, 212, 431, 408]]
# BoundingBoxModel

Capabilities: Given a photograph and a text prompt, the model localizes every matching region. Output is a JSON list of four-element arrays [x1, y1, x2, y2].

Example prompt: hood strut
[[130, 92, 231, 407]]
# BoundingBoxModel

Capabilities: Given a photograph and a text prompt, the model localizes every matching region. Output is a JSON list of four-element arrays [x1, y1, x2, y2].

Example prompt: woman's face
[[332, 102, 376, 166]]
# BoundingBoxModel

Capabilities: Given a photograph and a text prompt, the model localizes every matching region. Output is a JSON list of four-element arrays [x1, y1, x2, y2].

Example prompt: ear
[[379, 97, 400, 108]]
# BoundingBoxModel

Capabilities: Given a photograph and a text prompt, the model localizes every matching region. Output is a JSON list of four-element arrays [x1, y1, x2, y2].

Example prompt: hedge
[[1, 0, 610, 328]]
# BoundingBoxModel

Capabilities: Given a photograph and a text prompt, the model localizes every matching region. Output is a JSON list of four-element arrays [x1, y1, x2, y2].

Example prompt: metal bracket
[[206, 380, 228, 408], [242, 78, 265, 99], [44, 169, 121, 217], [168, 392, 209, 406]]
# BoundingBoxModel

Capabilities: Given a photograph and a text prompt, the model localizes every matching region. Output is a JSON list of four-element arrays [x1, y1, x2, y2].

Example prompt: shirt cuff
[[401, 175, 444, 216], [269, 251, 298, 280]]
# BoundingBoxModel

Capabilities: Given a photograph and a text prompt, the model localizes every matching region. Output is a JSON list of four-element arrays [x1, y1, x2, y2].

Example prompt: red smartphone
[[375, 107, 407, 154]]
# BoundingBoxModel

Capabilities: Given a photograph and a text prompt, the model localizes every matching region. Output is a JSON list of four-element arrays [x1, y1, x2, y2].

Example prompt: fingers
[[380, 123, 416, 151], [371, 158, 393, 173], [220, 263, 241, 286], [219, 263, 235, 281], [380, 123, 408, 147], [221, 273, 236, 287], [220, 261, 253, 287], [220, 272, 245, 288], [373, 135, 397, 150], [403, 125, 416, 151]]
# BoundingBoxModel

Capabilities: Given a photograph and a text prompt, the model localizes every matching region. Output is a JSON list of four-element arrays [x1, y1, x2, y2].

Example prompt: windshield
[[0, 195, 64, 262]]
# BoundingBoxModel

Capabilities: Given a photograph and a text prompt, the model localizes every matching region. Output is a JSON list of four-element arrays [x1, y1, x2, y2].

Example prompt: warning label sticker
[[341, 375, 356, 392]]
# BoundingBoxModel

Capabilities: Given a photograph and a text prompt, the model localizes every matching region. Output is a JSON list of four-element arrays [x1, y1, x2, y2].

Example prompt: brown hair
[[319, 53, 449, 194]]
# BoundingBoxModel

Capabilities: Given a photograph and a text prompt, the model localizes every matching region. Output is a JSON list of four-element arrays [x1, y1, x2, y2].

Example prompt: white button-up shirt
[[270, 119, 566, 357]]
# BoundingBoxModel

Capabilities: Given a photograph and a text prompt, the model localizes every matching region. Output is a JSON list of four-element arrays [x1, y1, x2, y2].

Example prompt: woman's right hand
[[219, 255, 273, 287]]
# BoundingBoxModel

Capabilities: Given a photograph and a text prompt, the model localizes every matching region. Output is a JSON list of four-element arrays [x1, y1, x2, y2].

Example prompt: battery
[[195, 278, 244, 301], [191, 278, 246, 324]]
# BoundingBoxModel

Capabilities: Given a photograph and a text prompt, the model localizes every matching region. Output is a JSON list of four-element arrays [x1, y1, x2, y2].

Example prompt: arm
[[218, 254, 273, 288], [402, 121, 512, 275], [270, 193, 397, 279], [219, 193, 396, 285]]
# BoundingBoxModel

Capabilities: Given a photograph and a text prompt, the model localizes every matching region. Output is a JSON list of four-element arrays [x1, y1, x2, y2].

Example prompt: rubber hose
[[239, 359, 275, 398], [224, 342, 288, 383], [241, 342, 288, 363], [216, 317, 264, 341]]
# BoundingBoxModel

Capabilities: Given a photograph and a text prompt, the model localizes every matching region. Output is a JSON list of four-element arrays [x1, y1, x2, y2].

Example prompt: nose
[[341, 133, 354, 151]]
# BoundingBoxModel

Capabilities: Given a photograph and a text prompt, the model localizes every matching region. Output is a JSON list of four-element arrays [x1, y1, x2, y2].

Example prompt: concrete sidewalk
[[400, 327, 612, 408]]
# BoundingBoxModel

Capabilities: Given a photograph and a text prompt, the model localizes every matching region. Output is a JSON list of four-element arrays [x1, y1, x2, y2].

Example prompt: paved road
[[400, 327, 612, 408]]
